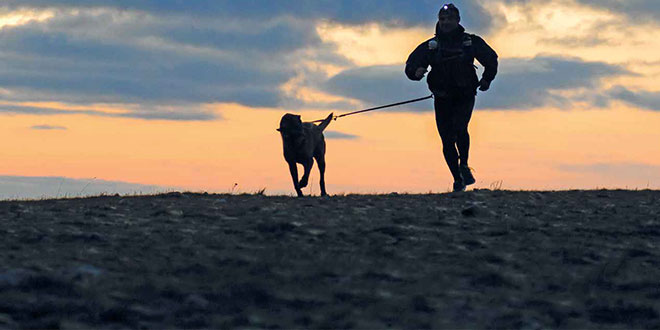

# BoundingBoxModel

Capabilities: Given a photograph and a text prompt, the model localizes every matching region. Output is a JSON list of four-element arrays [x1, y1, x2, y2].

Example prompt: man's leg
[[457, 129, 470, 166], [455, 96, 475, 166], [434, 96, 462, 185], [455, 96, 476, 185]]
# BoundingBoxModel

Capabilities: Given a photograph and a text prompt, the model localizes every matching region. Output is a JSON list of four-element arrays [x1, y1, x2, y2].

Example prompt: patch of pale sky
[[477, 1, 660, 94], [0, 8, 54, 28], [279, 50, 356, 107], [285, 84, 356, 106], [316, 22, 430, 67], [489, 1, 660, 64]]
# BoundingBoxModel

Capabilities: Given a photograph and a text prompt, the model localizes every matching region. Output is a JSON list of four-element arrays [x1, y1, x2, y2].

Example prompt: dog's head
[[277, 113, 304, 139]]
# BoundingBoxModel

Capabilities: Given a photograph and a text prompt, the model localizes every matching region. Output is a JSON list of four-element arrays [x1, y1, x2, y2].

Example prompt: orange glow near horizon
[[2, 102, 660, 195]]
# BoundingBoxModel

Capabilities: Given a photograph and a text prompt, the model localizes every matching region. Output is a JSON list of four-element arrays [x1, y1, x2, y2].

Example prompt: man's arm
[[405, 40, 432, 81], [472, 35, 498, 89]]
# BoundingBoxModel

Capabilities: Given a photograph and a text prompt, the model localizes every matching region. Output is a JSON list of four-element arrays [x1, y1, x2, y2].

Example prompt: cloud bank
[[30, 125, 67, 130], [325, 131, 360, 140], [0, 1, 657, 120], [320, 56, 632, 111], [0, 1, 500, 120], [2, 1, 496, 31], [606, 86, 660, 111]]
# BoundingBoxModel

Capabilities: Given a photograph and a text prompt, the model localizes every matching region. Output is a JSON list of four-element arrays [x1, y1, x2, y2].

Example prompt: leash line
[[312, 94, 433, 123]]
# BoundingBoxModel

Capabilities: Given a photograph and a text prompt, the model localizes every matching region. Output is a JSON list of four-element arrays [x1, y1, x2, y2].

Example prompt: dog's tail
[[317, 113, 334, 132]]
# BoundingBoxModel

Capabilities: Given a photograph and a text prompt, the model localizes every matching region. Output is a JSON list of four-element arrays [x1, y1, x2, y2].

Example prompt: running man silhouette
[[405, 3, 498, 192]]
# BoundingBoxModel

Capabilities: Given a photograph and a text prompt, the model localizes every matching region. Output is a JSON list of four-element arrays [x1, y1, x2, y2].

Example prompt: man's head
[[437, 3, 460, 34]]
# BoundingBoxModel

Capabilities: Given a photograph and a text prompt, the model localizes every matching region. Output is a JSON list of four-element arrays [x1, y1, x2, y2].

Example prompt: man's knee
[[440, 130, 457, 144], [457, 127, 469, 138]]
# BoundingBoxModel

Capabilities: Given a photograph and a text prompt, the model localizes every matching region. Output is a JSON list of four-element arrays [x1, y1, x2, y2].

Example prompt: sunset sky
[[1, 0, 659, 198]]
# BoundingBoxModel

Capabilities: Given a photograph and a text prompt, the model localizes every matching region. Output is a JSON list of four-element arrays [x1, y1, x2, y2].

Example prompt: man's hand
[[415, 67, 428, 79], [478, 78, 491, 91]]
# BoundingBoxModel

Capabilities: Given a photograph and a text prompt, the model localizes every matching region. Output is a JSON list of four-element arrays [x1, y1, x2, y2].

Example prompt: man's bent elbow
[[405, 67, 422, 81]]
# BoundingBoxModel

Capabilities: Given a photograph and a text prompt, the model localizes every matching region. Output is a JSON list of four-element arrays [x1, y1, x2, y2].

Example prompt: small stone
[[9, 204, 24, 213], [0, 313, 16, 326], [461, 205, 479, 217], [0, 269, 31, 288], [307, 229, 325, 236], [411, 295, 435, 313], [71, 264, 103, 278], [168, 209, 184, 217], [59, 320, 90, 329], [184, 294, 210, 310], [130, 305, 164, 320]]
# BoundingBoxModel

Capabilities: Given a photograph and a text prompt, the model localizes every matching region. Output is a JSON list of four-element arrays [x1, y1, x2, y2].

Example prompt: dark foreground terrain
[[0, 190, 659, 329]]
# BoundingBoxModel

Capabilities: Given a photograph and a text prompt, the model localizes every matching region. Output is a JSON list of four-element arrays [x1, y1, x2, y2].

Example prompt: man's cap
[[438, 3, 460, 20]]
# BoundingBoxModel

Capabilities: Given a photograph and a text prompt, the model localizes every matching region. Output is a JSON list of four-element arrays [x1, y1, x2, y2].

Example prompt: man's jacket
[[405, 24, 498, 95]]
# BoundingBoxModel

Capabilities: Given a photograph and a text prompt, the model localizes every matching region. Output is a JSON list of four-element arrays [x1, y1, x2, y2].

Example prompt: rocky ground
[[0, 190, 659, 329]]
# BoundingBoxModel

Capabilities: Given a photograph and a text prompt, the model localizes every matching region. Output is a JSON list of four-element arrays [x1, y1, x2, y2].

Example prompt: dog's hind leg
[[315, 154, 327, 196], [298, 158, 314, 189], [288, 162, 303, 197], [314, 141, 327, 196]]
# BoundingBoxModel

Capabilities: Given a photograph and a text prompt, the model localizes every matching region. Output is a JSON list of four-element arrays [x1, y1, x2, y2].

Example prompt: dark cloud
[[0, 175, 170, 200], [30, 125, 67, 130], [0, 9, 328, 118], [325, 131, 360, 140], [0, 105, 67, 115], [116, 111, 218, 121], [320, 56, 630, 111], [0, 1, 500, 119], [573, 0, 660, 23], [0, 22, 292, 108], [323, 65, 434, 112], [159, 20, 322, 54], [477, 56, 629, 109], [0, 104, 218, 121], [2, 0, 496, 32], [606, 86, 660, 111]]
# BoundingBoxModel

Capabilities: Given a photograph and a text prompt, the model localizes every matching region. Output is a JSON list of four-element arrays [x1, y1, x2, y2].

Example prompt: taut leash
[[312, 94, 433, 123]]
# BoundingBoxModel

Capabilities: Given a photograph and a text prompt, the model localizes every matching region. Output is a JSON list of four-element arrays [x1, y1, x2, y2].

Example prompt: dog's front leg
[[287, 162, 303, 197], [298, 158, 314, 189]]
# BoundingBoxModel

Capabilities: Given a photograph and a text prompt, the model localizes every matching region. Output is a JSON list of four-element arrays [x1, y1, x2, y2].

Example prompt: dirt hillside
[[1, 190, 659, 329]]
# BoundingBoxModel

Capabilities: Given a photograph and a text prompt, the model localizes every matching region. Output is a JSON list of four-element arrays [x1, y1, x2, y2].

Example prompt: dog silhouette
[[277, 113, 333, 197]]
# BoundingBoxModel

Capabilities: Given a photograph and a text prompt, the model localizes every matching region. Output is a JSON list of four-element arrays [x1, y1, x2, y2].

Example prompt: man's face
[[438, 13, 459, 33]]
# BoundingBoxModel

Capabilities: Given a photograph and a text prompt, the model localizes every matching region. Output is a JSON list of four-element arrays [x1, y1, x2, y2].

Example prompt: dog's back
[[278, 113, 333, 163]]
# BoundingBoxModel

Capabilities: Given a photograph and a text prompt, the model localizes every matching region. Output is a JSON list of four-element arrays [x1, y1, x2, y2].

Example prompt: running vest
[[428, 33, 479, 91]]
